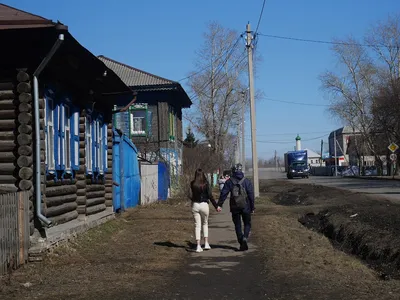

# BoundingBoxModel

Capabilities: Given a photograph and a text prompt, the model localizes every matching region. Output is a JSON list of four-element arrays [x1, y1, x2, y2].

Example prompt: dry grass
[[253, 182, 400, 299], [0, 200, 194, 300]]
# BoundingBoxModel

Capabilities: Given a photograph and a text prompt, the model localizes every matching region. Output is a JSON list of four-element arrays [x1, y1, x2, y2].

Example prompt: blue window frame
[[44, 90, 79, 177], [85, 111, 108, 175]]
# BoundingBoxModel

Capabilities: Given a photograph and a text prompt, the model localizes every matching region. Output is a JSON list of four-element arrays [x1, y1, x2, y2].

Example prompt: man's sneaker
[[240, 238, 249, 251], [204, 243, 211, 250], [195, 246, 203, 253]]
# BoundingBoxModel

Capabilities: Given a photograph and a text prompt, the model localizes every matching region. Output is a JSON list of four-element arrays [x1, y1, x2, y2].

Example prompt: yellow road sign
[[388, 142, 399, 153]]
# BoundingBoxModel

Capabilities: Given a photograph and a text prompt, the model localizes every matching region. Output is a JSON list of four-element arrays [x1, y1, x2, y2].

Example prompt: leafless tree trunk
[[185, 22, 256, 159]]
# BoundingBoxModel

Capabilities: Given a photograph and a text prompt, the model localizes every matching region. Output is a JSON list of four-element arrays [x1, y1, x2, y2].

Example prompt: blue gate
[[112, 131, 121, 211], [158, 162, 169, 200], [112, 130, 140, 211]]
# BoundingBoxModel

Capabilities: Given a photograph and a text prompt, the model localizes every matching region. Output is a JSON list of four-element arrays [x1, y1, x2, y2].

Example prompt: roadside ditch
[[265, 180, 400, 280]]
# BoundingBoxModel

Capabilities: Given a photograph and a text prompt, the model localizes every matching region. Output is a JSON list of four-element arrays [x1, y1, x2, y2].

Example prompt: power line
[[187, 36, 243, 99], [261, 96, 330, 107], [188, 54, 246, 102], [257, 33, 384, 47], [179, 34, 243, 84], [178, 67, 209, 83], [255, 0, 267, 35], [246, 133, 329, 144], [245, 130, 331, 136], [189, 51, 247, 102]]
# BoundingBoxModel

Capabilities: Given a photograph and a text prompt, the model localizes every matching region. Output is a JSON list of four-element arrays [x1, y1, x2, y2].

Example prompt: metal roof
[[304, 148, 321, 158], [328, 126, 362, 139], [98, 55, 177, 88], [0, 4, 55, 29]]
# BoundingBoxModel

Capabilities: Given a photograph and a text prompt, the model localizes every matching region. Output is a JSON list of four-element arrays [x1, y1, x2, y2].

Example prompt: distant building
[[328, 126, 375, 166], [305, 149, 323, 167], [295, 134, 302, 151]]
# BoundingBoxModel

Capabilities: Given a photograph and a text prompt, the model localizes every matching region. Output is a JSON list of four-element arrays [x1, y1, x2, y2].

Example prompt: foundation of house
[[28, 207, 115, 262]]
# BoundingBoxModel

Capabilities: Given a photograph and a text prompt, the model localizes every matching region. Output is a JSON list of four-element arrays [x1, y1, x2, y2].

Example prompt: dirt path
[[0, 200, 194, 300], [163, 209, 267, 300], [3, 180, 400, 299]]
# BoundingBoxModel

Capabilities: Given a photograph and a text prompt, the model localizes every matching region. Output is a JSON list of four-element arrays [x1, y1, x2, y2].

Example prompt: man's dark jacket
[[217, 171, 255, 213]]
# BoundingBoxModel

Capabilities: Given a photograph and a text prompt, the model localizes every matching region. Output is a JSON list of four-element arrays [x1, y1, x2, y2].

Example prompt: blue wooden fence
[[112, 130, 140, 211], [158, 162, 169, 200]]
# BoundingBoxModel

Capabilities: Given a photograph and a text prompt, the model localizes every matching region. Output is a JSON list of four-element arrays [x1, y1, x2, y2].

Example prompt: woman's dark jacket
[[190, 182, 218, 209]]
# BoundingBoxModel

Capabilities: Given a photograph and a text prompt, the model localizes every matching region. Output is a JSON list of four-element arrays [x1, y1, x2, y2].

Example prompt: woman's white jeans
[[191, 202, 210, 240]]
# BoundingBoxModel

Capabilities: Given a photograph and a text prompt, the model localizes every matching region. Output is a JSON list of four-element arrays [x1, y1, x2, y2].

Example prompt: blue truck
[[284, 150, 310, 179]]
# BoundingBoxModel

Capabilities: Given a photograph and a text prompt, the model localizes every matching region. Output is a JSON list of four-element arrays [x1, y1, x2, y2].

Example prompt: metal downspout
[[32, 33, 64, 226]]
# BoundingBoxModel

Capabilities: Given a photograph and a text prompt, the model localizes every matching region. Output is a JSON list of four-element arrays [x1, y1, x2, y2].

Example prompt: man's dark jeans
[[232, 210, 252, 243]]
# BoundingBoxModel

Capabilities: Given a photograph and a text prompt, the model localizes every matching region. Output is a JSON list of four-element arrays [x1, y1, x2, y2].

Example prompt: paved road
[[250, 167, 286, 180], [257, 168, 400, 202], [166, 208, 267, 299], [308, 176, 400, 202]]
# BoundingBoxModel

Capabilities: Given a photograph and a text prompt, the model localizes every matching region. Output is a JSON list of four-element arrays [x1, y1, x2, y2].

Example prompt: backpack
[[231, 177, 247, 209]]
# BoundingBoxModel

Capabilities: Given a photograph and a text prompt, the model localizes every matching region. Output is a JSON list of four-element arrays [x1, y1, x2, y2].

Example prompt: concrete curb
[[346, 176, 400, 181]]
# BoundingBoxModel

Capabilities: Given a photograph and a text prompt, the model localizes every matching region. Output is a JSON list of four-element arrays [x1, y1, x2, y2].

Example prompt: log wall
[[85, 183, 106, 215], [75, 112, 87, 217], [44, 180, 78, 224], [16, 71, 36, 235], [0, 70, 37, 235], [75, 110, 108, 216], [0, 70, 113, 233], [0, 77, 18, 195]]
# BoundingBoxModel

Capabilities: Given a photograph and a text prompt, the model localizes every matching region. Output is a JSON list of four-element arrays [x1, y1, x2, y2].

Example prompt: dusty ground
[[3, 180, 400, 299], [254, 179, 400, 299], [0, 198, 194, 300]]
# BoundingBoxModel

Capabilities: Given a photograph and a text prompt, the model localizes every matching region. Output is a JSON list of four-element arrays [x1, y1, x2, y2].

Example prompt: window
[[85, 116, 93, 173], [99, 121, 104, 173], [104, 125, 108, 170], [72, 110, 79, 168], [44, 91, 79, 177], [130, 110, 146, 136], [85, 113, 108, 175], [64, 104, 71, 170], [169, 106, 175, 141], [45, 96, 55, 171]]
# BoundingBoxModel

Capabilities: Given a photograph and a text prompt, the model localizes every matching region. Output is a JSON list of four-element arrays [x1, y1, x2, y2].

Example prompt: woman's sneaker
[[204, 243, 211, 250], [195, 246, 203, 253]]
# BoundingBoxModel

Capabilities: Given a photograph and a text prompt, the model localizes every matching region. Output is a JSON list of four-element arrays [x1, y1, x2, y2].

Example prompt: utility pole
[[235, 121, 240, 164], [241, 91, 246, 173], [320, 139, 323, 167], [334, 131, 338, 176], [274, 150, 278, 171], [246, 23, 259, 197]]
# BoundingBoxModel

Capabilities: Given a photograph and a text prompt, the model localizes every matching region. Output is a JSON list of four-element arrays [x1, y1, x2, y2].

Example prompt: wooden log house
[[98, 56, 192, 182], [0, 4, 133, 236]]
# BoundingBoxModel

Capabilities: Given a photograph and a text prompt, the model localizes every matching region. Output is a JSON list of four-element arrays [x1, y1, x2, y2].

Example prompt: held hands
[[216, 206, 222, 212]]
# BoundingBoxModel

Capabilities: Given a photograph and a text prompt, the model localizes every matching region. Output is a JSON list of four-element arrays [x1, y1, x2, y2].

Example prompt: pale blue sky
[[6, 0, 400, 159]]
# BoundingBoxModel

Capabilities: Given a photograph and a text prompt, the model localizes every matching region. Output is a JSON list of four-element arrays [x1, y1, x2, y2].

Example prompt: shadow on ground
[[153, 241, 238, 252]]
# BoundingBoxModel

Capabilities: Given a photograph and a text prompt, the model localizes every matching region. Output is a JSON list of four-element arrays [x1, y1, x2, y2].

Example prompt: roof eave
[[130, 83, 192, 108]]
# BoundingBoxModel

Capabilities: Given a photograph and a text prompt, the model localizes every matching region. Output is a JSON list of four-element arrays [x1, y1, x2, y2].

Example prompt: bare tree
[[366, 15, 400, 89], [319, 35, 383, 167], [320, 15, 400, 174], [185, 22, 251, 156], [367, 15, 400, 146]]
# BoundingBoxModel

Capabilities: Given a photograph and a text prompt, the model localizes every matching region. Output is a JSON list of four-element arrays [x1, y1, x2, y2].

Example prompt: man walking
[[217, 164, 255, 251]]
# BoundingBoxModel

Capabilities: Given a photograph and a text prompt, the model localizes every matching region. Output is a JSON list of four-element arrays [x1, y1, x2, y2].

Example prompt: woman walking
[[190, 169, 218, 253], [218, 175, 226, 191]]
